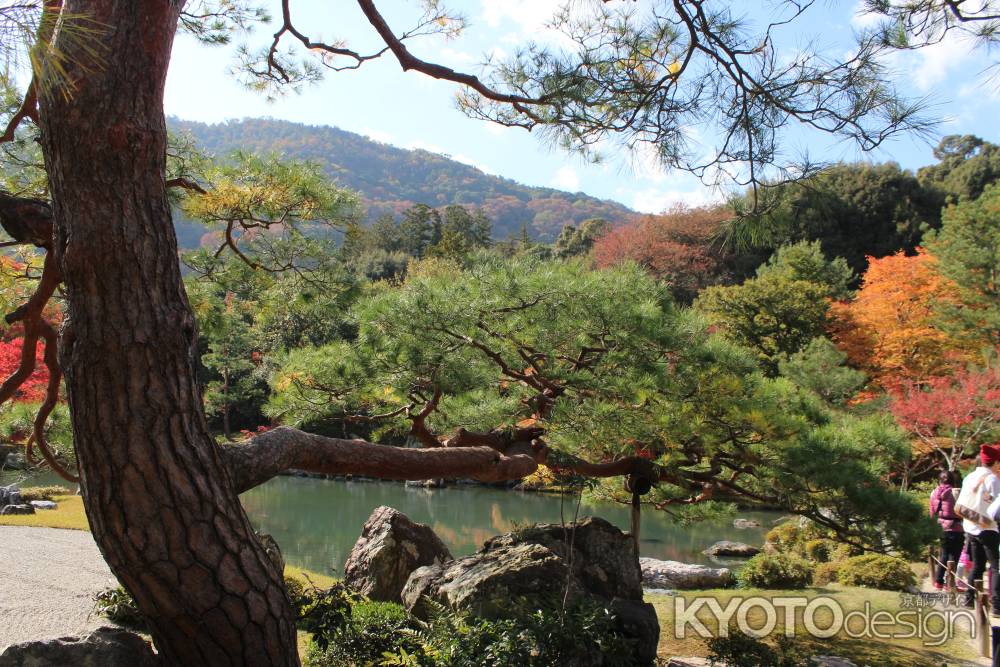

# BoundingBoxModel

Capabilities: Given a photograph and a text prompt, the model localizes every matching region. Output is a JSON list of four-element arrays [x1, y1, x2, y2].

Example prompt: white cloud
[[552, 165, 580, 190], [629, 187, 717, 214], [479, 0, 581, 50], [904, 32, 977, 92], [850, 1, 884, 30], [437, 46, 477, 66], [407, 139, 448, 154], [363, 128, 393, 144]]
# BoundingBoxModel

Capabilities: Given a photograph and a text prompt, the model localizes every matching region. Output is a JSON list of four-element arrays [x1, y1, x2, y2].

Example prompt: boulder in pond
[[0, 626, 157, 667], [640, 557, 732, 590], [482, 516, 642, 600], [732, 518, 761, 529], [2, 452, 26, 470], [402, 517, 658, 665], [0, 504, 34, 516], [703, 541, 760, 558], [402, 542, 576, 618], [344, 505, 452, 602]]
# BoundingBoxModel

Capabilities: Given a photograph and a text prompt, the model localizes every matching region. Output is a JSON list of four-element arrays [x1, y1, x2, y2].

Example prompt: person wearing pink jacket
[[930, 469, 964, 590]]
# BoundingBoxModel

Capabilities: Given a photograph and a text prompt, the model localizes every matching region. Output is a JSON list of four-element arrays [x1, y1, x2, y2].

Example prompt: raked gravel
[[0, 525, 118, 650]]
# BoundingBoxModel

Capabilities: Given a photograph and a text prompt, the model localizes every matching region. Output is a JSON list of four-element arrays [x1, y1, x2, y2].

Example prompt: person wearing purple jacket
[[931, 469, 964, 590]]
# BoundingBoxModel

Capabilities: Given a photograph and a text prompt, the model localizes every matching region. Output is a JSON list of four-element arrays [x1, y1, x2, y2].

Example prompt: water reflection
[[239, 476, 777, 575]]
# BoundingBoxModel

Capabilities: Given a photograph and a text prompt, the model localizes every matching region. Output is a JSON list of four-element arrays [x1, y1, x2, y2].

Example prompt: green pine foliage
[[925, 182, 1000, 349]]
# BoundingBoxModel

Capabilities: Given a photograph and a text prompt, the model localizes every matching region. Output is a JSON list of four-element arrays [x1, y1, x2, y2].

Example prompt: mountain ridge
[[168, 117, 638, 241]]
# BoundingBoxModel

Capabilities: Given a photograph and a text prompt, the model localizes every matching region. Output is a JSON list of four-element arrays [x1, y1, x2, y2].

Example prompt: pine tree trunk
[[36, 2, 298, 664]]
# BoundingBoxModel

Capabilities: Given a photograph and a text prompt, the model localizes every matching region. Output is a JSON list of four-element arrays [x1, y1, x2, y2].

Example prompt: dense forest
[[168, 117, 637, 243]]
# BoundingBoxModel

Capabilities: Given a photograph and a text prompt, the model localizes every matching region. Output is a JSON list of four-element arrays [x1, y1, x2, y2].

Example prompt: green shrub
[[836, 554, 916, 591], [831, 542, 863, 562], [803, 539, 833, 563], [812, 561, 841, 586], [295, 581, 360, 650], [305, 598, 639, 667], [707, 629, 808, 667], [306, 600, 417, 666], [764, 522, 803, 553], [737, 553, 814, 589], [93, 586, 146, 631], [18, 485, 73, 502], [764, 521, 828, 558]]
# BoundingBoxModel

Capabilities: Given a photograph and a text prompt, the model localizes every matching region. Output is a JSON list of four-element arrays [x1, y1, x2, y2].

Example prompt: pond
[[5, 469, 779, 574], [239, 476, 779, 575]]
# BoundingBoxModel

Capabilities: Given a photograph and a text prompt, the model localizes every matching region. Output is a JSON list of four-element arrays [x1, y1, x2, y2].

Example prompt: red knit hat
[[981, 443, 1000, 466]]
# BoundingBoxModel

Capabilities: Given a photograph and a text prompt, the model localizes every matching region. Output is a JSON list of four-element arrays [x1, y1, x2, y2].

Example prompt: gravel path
[[0, 526, 118, 650]]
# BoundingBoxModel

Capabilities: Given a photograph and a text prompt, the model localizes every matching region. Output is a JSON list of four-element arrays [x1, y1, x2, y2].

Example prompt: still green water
[[5, 470, 777, 574], [239, 476, 777, 575]]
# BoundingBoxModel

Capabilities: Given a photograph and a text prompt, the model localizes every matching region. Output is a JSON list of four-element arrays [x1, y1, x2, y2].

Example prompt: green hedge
[[737, 553, 814, 589]]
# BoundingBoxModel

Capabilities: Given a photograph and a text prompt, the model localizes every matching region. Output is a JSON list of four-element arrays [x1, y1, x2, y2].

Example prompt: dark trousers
[[967, 530, 1000, 612], [937, 531, 965, 585]]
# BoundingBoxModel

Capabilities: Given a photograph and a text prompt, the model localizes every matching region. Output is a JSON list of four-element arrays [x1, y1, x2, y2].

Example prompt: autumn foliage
[[592, 205, 733, 302], [889, 360, 1000, 470], [0, 337, 51, 403], [828, 250, 972, 387]]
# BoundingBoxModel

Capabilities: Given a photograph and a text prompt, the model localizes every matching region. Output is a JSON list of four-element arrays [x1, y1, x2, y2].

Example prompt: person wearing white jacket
[[964, 443, 1000, 613]]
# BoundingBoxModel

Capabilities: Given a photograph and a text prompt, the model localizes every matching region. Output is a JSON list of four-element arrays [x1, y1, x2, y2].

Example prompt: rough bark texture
[[221, 427, 539, 493], [36, 2, 297, 665]]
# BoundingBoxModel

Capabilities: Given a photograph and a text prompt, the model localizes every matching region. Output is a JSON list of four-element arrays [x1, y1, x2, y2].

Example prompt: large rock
[[402, 542, 576, 617], [2, 452, 26, 470], [402, 518, 659, 665], [0, 504, 34, 516], [703, 541, 760, 558], [30, 500, 58, 510], [344, 506, 452, 602], [640, 558, 732, 590], [0, 485, 21, 507], [0, 626, 158, 666], [482, 516, 642, 600], [732, 518, 760, 529]]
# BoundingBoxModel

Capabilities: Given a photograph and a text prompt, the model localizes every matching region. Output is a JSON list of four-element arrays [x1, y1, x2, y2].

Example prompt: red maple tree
[[890, 358, 1000, 473], [0, 337, 51, 403]]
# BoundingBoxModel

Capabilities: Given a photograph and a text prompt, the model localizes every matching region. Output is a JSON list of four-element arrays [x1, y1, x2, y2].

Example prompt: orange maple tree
[[829, 249, 972, 388]]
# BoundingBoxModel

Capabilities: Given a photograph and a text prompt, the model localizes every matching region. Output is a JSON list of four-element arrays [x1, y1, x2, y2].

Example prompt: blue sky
[[164, 1, 998, 213]]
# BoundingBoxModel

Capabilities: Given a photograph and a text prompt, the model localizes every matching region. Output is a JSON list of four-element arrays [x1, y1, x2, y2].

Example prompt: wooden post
[[947, 560, 957, 592], [928, 546, 936, 583], [977, 579, 991, 658]]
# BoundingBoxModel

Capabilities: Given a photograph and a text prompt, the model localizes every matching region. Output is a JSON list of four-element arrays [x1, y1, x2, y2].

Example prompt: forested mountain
[[168, 117, 637, 241]]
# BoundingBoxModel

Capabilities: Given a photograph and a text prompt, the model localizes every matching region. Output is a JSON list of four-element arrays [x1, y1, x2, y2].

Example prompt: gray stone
[[402, 542, 575, 618], [257, 532, 284, 573], [3, 452, 26, 470], [402, 517, 658, 665], [666, 659, 715, 667], [0, 626, 158, 666], [639, 558, 732, 590], [812, 657, 858, 667], [29, 500, 57, 510], [703, 541, 760, 558], [0, 504, 34, 516], [482, 516, 642, 600], [609, 598, 660, 665], [344, 506, 452, 602], [0, 485, 22, 507], [732, 518, 761, 529]]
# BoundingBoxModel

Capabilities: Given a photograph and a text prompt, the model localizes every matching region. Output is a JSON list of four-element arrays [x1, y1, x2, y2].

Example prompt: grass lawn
[[0, 494, 89, 530], [649, 584, 983, 667]]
